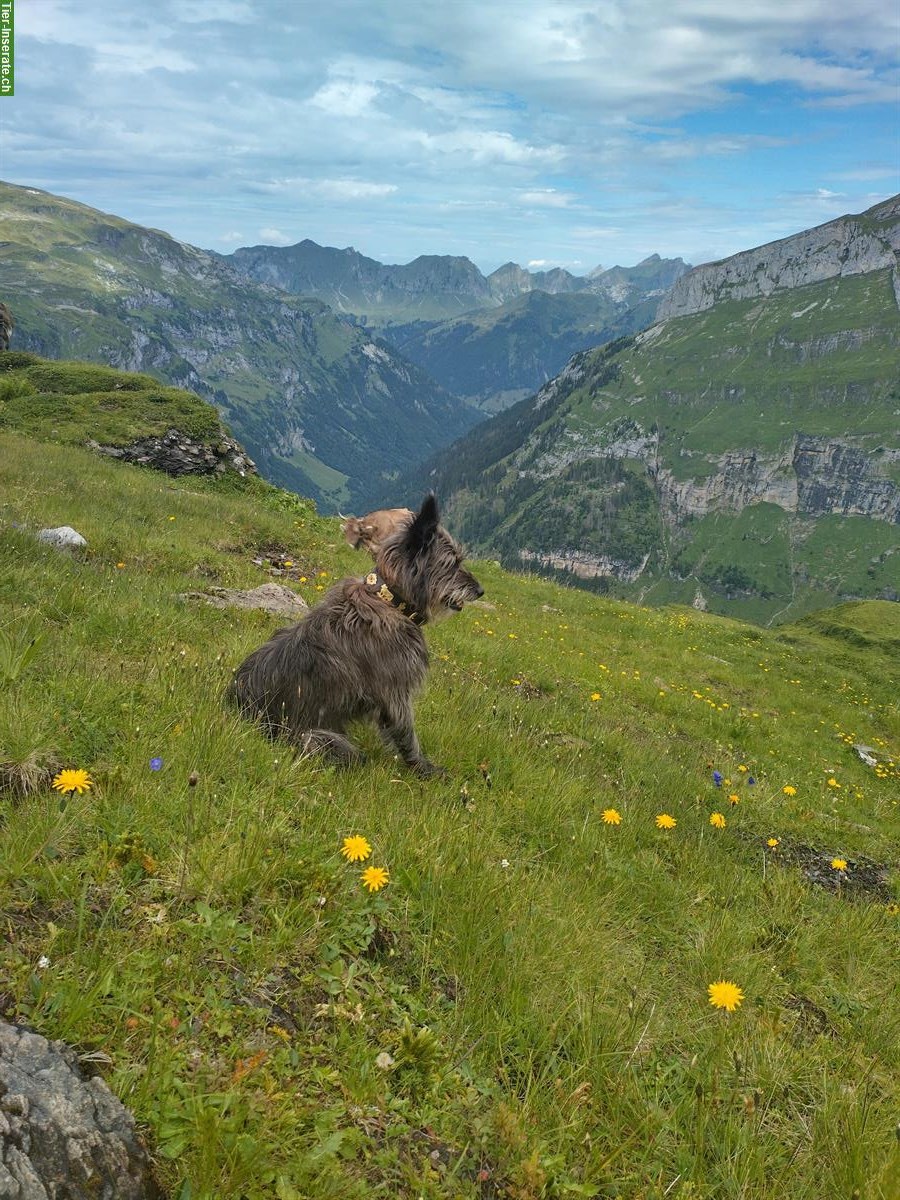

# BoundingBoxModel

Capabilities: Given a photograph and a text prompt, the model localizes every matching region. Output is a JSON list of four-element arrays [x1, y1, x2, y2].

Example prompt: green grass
[[1, 430, 899, 1199], [285, 448, 351, 510], [0, 355, 224, 445]]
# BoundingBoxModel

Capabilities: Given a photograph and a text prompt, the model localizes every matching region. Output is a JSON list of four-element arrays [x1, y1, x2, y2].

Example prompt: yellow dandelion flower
[[767, 837, 780, 848], [738, 764, 748, 773], [728, 793, 740, 806], [707, 980, 745, 1012], [710, 812, 726, 829], [601, 808, 621, 825], [885, 903, 899, 917], [827, 777, 840, 788], [782, 785, 797, 796], [830, 858, 848, 872], [655, 813, 676, 830], [590, 692, 601, 702], [361, 865, 389, 892], [51, 768, 93, 795], [340, 835, 372, 863]]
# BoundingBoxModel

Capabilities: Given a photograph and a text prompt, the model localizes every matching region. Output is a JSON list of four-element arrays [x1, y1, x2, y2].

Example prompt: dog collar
[[364, 571, 425, 625]]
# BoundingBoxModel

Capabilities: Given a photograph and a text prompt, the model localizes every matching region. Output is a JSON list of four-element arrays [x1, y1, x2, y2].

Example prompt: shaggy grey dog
[[229, 495, 482, 776]]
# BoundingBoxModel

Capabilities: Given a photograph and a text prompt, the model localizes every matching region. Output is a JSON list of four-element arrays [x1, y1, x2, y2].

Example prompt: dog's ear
[[405, 494, 440, 556]]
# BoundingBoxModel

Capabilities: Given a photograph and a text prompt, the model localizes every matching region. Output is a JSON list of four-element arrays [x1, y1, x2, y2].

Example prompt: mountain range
[[228, 238, 688, 321], [2, 179, 897, 624], [411, 194, 900, 624], [228, 242, 690, 410], [0, 181, 476, 510], [0, 180, 685, 506]]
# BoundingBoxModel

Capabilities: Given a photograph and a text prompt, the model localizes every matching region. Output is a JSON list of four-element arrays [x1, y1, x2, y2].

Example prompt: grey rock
[[88, 428, 257, 479], [0, 1021, 164, 1199], [36, 526, 87, 550], [180, 582, 308, 617]]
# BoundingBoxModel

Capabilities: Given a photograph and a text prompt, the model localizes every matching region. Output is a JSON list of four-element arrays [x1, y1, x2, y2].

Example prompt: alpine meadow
[[0, 354, 898, 1198], [2, 3, 900, 1194]]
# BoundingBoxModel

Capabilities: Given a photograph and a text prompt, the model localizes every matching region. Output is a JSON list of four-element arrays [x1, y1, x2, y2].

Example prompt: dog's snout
[[474, 583, 484, 599]]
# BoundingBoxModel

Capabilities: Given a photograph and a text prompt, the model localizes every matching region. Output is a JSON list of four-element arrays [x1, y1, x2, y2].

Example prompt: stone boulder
[[0, 1021, 164, 1199], [179, 582, 308, 618], [88, 428, 257, 479], [36, 526, 88, 550]]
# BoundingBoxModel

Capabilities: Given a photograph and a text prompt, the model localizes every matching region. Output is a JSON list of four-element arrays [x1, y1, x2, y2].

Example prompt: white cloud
[[417, 129, 564, 167], [253, 177, 398, 201], [217, 231, 245, 243], [259, 227, 294, 245], [8, 0, 897, 274], [309, 79, 380, 117], [92, 41, 197, 75], [519, 189, 574, 208]]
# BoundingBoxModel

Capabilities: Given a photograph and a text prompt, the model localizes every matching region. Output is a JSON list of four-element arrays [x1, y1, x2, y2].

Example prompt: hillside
[[0, 181, 478, 510], [383, 290, 659, 413], [0, 368, 898, 1197], [417, 196, 900, 625]]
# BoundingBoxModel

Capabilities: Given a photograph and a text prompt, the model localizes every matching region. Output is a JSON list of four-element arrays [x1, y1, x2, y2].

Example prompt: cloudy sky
[[5, 0, 899, 272]]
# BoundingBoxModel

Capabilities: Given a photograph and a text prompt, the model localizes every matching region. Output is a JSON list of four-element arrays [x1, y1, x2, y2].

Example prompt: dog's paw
[[411, 759, 448, 780]]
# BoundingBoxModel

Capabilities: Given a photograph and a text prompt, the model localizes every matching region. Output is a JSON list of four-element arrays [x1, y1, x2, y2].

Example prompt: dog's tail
[[300, 729, 367, 766]]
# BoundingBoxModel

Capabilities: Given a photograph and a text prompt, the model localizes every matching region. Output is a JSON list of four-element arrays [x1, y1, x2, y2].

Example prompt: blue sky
[[3, 0, 898, 272]]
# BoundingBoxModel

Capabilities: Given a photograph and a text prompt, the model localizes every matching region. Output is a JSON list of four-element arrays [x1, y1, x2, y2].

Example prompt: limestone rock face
[[659, 194, 900, 320], [89, 428, 257, 478], [0, 1021, 164, 1200], [653, 436, 900, 526]]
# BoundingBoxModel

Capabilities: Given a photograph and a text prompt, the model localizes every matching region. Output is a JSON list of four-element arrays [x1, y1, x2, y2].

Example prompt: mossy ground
[[1, 429, 898, 1199]]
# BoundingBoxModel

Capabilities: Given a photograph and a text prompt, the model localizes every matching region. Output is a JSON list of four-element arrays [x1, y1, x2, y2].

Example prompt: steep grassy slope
[[0, 181, 477, 510], [419, 262, 900, 624], [0, 351, 225, 446], [1, 415, 898, 1196]]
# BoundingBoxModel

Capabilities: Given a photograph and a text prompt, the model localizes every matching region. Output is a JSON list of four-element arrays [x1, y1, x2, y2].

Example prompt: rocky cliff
[[659, 194, 900, 319]]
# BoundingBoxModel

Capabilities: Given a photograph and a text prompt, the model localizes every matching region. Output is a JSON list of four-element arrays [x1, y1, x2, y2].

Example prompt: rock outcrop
[[0, 1021, 164, 1199], [653, 438, 899, 526], [179, 582, 308, 617], [658, 194, 900, 320], [89, 429, 257, 478]]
